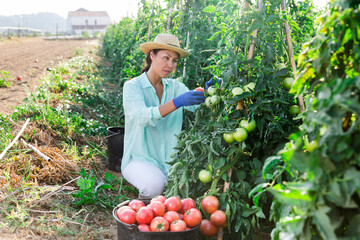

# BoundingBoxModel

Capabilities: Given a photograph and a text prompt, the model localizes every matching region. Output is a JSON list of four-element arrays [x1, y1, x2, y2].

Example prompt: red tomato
[[150, 217, 169, 232], [183, 208, 202, 228], [199, 219, 218, 236], [163, 211, 180, 223], [195, 87, 204, 92], [180, 198, 196, 214], [129, 200, 145, 212], [165, 196, 182, 212], [116, 206, 132, 217], [170, 219, 187, 232], [201, 196, 219, 214], [150, 195, 166, 203], [138, 224, 151, 232], [136, 207, 153, 225], [118, 209, 136, 225], [210, 210, 227, 227], [16, 75, 22, 80], [148, 200, 165, 217]]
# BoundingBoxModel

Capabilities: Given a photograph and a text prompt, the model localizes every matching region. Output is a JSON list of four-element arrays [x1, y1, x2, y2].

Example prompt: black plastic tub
[[107, 127, 124, 171], [113, 199, 200, 240]]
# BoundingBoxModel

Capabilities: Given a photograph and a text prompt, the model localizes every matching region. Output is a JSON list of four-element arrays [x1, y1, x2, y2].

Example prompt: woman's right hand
[[172, 90, 205, 109]]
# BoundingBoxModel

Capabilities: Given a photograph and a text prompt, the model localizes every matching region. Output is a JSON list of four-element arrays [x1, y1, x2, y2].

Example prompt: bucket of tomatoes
[[113, 195, 201, 240]]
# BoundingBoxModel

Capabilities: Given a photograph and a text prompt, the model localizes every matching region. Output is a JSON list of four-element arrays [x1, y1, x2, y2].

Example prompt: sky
[[0, 0, 329, 23]]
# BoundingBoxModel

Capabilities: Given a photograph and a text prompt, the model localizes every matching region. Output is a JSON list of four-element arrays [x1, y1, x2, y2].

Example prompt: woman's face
[[150, 49, 179, 78]]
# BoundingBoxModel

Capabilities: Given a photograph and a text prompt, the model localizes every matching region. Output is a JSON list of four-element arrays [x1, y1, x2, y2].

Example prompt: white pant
[[122, 160, 167, 199]]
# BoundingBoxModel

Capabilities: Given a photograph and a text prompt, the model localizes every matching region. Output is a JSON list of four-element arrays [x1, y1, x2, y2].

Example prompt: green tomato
[[232, 87, 244, 97], [283, 77, 294, 90], [276, 63, 287, 70], [223, 133, 235, 144], [240, 119, 257, 132], [205, 97, 212, 107], [289, 105, 300, 116], [304, 135, 318, 152], [207, 86, 216, 96], [198, 170, 212, 183], [232, 128, 248, 142], [244, 82, 255, 92], [210, 95, 221, 105]]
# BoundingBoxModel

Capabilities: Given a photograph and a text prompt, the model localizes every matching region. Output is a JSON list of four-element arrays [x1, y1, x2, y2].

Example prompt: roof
[[68, 8, 110, 18]]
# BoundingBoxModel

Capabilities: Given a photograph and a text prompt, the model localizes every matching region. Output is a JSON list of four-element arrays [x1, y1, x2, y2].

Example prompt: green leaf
[[202, 5, 216, 13], [313, 208, 337, 240], [262, 156, 282, 179]]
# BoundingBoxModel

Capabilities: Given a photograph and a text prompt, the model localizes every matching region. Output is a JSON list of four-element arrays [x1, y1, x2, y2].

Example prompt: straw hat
[[140, 33, 189, 58]]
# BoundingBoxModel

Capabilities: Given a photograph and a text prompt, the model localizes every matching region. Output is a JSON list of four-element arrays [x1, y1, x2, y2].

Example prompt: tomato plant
[[251, 1, 360, 239]]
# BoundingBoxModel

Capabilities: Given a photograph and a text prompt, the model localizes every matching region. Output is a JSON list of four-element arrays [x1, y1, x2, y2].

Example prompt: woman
[[121, 33, 205, 198]]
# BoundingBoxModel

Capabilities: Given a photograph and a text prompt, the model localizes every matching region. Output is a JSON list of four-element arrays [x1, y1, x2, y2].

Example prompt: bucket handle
[[106, 131, 123, 139], [116, 200, 130, 208]]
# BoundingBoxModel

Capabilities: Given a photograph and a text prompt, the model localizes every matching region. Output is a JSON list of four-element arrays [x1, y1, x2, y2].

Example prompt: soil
[[0, 37, 90, 116], [0, 37, 120, 240]]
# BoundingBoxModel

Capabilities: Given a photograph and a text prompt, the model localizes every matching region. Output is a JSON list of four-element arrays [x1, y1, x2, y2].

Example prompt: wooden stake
[[281, 0, 305, 112], [216, 167, 233, 240], [147, 4, 155, 41], [0, 118, 30, 160], [247, 0, 263, 60], [167, 0, 174, 31]]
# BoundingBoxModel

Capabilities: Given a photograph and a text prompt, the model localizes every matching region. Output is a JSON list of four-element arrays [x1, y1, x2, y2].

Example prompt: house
[[67, 8, 111, 36]]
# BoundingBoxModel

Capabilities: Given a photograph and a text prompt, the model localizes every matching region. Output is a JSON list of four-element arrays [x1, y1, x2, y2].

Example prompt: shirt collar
[[140, 72, 169, 88]]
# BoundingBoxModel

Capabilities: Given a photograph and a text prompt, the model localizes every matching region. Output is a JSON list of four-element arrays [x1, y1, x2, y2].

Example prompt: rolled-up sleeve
[[123, 81, 162, 127]]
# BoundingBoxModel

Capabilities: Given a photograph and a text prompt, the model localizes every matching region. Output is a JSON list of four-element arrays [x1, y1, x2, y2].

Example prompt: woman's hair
[[141, 49, 161, 73]]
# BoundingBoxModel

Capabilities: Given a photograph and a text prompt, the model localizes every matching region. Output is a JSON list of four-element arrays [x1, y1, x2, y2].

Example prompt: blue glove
[[173, 90, 205, 109], [205, 76, 222, 90]]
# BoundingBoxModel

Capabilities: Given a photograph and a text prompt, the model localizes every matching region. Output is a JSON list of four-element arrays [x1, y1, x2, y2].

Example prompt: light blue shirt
[[121, 72, 198, 177]]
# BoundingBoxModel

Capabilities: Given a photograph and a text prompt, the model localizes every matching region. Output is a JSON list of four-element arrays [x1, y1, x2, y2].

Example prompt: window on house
[[95, 20, 97, 25], [85, 19, 88, 25]]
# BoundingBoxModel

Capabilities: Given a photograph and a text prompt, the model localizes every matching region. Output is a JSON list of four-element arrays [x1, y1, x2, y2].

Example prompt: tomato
[[150, 195, 166, 203], [199, 219, 218, 236], [34, 59, 38, 63], [116, 206, 132, 217], [163, 211, 180, 223], [232, 87, 244, 97], [232, 127, 248, 142], [150, 216, 169, 232], [183, 208, 202, 228], [210, 210, 227, 227], [239, 119, 257, 132], [198, 170, 212, 183], [128, 200, 145, 212], [164, 196, 182, 212], [205, 97, 212, 107], [180, 198, 196, 214], [138, 224, 151, 232], [283, 77, 294, 90], [118, 208, 136, 225], [276, 63, 287, 70], [201, 196, 219, 214], [207, 86, 216, 96], [148, 200, 165, 217], [136, 206, 153, 225], [16, 75, 22, 80], [170, 219, 187, 232], [195, 87, 204, 92], [289, 105, 300, 116], [210, 95, 221, 105], [304, 135, 318, 152], [244, 82, 255, 92], [223, 132, 235, 144]]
